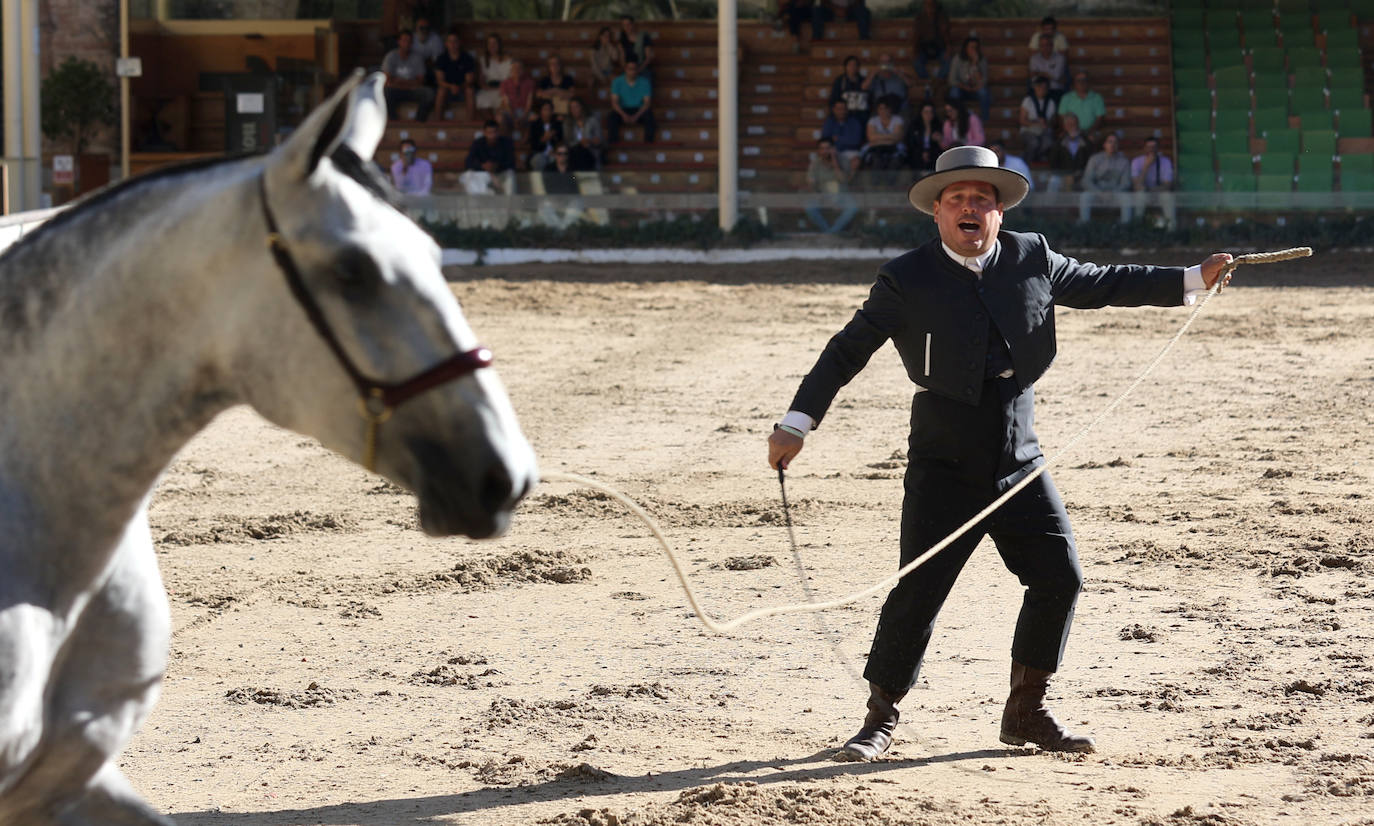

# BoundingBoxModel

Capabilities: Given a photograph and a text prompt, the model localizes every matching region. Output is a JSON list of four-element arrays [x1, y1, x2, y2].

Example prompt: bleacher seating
[[1171, 0, 1374, 193]]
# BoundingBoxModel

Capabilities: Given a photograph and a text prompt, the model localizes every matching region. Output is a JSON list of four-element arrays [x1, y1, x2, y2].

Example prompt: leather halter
[[259, 174, 492, 470]]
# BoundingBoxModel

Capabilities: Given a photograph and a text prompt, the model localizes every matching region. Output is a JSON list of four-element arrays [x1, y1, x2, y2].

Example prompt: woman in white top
[[948, 35, 990, 122], [476, 33, 512, 112], [861, 98, 906, 180]]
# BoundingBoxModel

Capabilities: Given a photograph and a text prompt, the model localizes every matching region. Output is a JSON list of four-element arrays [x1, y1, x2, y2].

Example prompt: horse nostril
[[480, 461, 517, 514]]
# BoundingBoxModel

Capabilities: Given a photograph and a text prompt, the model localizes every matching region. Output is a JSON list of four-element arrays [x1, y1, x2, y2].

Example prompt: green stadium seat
[[1320, 27, 1360, 50], [1328, 86, 1367, 111], [1215, 107, 1252, 132], [1250, 47, 1287, 73], [1296, 107, 1335, 129], [1341, 170, 1374, 190], [1263, 128, 1303, 153], [1252, 81, 1291, 111], [1337, 107, 1372, 136], [1277, 0, 1313, 13], [1175, 69, 1211, 93], [1174, 9, 1208, 27], [1259, 150, 1298, 172], [1314, 0, 1350, 12], [1215, 128, 1251, 153], [1254, 106, 1292, 132], [1213, 64, 1251, 89], [1302, 128, 1338, 154], [1177, 133, 1215, 159], [1292, 65, 1330, 89], [1176, 89, 1214, 113], [1296, 168, 1335, 190], [1210, 29, 1245, 53], [1257, 172, 1296, 190], [1241, 9, 1278, 37], [1287, 46, 1324, 68], [1211, 0, 1245, 10], [1180, 167, 1219, 191], [1340, 153, 1374, 174], [1220, 171, 1258, 190], [1174, 46, 1209, 68], [1218, 152, 1257, 174], [1177, 109, 1214, 132], [1178, 148, 1215, 170]]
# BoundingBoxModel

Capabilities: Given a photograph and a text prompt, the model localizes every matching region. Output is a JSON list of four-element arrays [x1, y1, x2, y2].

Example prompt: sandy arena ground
[[124, 252, 1373, 826]]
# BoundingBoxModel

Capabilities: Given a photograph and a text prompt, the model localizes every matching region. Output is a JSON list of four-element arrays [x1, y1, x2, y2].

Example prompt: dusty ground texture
[[126, 250, 1374, 826]]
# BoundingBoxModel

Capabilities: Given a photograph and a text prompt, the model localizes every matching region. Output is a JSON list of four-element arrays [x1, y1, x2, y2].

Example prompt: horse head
[[253, 71, 536, 538]]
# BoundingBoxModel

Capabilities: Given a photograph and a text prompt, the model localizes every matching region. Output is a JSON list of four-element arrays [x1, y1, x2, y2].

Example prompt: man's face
[[879, 54, 892, 69], [1103, 135, 1119, 154], [398, 33, 412, 53], [1039, 38, 1054, 56], [549, 57, 562, 75], [1041, 22, 1055, 37], [416, 18, 430, 36], [1143, 139, 1158, 156], [484, 126, 499, 143], [1073, 73, 1089, 92], [845, 58, 860, 77], [446, 34, 459, 53], [933, 180, 1003, 258], [832, 101, 848, 120], [625, 61, 638, 80], [621, 17, 633, 32], [511, 60, 524, 77], [818, 140, 834, 157], [1063, 114, 1080, 135], [1033, 80, 1048, 97]]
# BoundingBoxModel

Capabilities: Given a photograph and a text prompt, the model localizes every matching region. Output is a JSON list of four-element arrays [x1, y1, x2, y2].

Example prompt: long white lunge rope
[[542, 247, 1312, 635]]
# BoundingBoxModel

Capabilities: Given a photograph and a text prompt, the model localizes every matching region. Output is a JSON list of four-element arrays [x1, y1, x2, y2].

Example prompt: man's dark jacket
[[789, 230, 1184, 425]]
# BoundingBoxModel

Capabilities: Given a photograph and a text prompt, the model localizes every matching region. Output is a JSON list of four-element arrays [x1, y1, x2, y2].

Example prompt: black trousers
[[607, 105, 656, 144], [863, 379, 1083, 694]]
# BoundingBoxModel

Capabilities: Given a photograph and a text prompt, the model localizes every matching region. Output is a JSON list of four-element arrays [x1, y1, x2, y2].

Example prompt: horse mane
[[0, 146, 404, 344]]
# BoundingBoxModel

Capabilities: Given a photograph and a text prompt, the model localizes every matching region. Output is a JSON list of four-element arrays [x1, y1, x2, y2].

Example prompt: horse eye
[[334, 248, 382, 295]]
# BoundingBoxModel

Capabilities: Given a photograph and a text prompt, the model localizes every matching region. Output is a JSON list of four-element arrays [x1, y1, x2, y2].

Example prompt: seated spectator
[[498, 58, 535, 132], [527, 100, 565, 171], [821, 98, 865, 173], [941, 97, 984, 147], [475, 33, 511, 115], [564, 97, 603, 171], [829, 56, 870, 123], [905, 100, 943, 173], [1046, 112, 1093, 193], [1028, 16, 1069, 55], [1131, 136, 1177, 229], [390, 138, 432, 195], [619, 15, 656, 76], [411, 16, 444, 64], [539, 144, 585, 230], [947, 36, 990, 122], [911, 0, 952, 86], [465, 119, 516, 174], [989, 139, 1033, 191], [812, 0, 872, 42], [607, 59, 656, 144], [434, 30, 477, 121], [1059, 71, 1108, 146], [382, 30, 435, 122], [537, 55, 577, 116], [1079, 133, 1132, 223], [1028, 31, 1068, 102], [805, 136, 859, 234], [863, 53, 914, 118], [861, 97, 906, 181], [1019, 76, 1057, 163], [589, 26, 624, 89]]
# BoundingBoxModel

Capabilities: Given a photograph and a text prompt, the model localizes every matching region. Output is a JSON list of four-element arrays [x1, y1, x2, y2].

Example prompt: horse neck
[[0, 160, 268, 547]]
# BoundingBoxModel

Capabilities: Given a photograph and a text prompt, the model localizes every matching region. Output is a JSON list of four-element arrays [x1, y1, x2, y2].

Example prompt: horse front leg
[[16, 515, 174, 825]]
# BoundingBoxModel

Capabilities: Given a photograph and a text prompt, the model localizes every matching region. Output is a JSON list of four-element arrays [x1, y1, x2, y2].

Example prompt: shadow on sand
[[171, 746, 1032, 825]]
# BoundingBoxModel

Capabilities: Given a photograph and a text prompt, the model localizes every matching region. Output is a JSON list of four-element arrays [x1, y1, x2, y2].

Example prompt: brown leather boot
[[838, 683, 907, 761], [999, 661, 1096, 753]]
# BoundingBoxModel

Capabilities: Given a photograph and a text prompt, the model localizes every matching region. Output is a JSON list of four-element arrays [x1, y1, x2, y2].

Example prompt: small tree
[[41, 57, 117, 157]]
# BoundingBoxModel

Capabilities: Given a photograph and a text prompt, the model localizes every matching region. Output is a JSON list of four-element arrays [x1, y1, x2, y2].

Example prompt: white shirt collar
[[941, 241, 998, 273]]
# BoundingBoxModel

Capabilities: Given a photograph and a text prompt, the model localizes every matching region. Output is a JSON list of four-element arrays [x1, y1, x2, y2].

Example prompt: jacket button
[[963, 386, 974, 396]]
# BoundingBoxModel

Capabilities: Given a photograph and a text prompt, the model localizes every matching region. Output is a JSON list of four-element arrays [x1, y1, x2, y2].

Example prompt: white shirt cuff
[[779, 410, 816, 436], [1182, 264, 1207, 305]]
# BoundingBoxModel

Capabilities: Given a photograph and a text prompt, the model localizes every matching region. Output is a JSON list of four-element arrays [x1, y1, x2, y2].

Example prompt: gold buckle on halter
[[357, 388, 393, 472]]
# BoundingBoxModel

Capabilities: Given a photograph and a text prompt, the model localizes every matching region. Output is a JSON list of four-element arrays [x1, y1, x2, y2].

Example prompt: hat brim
[[907, 165, 1029, 215]]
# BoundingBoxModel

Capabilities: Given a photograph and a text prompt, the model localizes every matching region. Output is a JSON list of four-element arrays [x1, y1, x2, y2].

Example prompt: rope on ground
[[542, 246, 1313, 635]]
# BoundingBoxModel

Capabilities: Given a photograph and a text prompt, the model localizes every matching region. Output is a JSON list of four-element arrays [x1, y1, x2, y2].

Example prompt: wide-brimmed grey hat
[[907, 145, 1030, 215]]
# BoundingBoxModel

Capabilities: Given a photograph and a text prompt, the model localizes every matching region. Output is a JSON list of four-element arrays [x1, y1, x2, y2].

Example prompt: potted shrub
[[41, 57, 117, 194]]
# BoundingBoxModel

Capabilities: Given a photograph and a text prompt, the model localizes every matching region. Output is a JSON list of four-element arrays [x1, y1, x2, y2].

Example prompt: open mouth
[[957, 219, 982, 236]]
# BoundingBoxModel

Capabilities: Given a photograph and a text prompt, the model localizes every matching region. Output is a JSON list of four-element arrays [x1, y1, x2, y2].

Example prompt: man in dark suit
[[767, 146, 1234, 760]]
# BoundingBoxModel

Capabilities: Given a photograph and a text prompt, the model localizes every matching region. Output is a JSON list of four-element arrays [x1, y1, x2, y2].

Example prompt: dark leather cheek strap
[[261, 174, 491, 413]]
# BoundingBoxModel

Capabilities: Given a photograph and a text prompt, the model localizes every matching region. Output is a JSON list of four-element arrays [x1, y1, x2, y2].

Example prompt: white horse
[[0, 72, 537, 824]]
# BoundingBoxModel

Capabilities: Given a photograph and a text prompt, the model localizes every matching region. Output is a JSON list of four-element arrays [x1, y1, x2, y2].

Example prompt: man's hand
[[1199, 252, 1235, 291], [768, 428, 804, 470]]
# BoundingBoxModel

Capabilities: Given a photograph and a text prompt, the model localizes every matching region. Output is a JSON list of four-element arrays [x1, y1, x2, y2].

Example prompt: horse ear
[[339, 72, 388, 159], [269, 68, 366, 180]]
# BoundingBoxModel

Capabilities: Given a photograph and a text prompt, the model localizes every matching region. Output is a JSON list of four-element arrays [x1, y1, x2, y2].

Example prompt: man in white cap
[[767, 145, 1234, 760]]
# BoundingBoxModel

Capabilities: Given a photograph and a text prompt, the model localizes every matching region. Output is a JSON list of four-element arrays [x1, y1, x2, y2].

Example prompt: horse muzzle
[[410, 436, 536, 539]]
